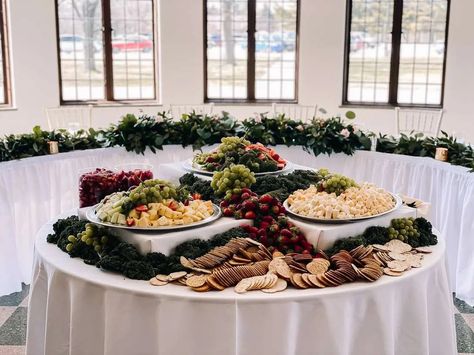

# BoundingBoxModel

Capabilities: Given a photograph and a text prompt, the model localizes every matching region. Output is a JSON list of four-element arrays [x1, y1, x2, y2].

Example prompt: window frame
[[55, 0, 158, 105], [203, 0, 301, 104], [0, 0, 11, 106], [342, 0, 451, 109]]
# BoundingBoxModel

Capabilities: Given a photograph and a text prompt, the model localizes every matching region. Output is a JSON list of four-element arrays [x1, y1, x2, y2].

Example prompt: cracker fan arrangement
[[47, 155, 438, 295]]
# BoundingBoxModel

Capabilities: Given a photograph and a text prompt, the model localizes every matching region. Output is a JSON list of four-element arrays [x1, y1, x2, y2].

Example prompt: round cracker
[[149, 277, 168, 286], [261, 278, 288, 293]]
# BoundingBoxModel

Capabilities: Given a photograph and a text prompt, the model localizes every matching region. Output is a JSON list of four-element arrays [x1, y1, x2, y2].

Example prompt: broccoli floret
[[362, 226, 390, 245], [326, 236, 365, 256], [108, 242, 142, 261], [414, 217, 437, 246], [414, 217, 433, 234], [98, 255, 125, 273], [178, 173, 218, 202], [179, 173, 200, 187], [69, 241, 100, 264], [144, 252, 168, 269], [173, 239, 210, 259], [123, 260, 155, 280], [258, 159, 278, 172]]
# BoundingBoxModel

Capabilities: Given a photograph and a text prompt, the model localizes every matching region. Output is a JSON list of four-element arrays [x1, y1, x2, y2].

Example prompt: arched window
[[56, 0, 156, 103], [205, 0, 299, 102], [343, 0, 450, 107]]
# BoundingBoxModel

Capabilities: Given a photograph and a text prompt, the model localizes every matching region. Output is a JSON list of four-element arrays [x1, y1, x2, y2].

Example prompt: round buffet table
[[27, 215, 457, 355], [2, 146, 474, 307]]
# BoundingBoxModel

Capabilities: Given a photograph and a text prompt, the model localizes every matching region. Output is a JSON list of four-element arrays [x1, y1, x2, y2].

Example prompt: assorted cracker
[[149, 236, 432, 293]]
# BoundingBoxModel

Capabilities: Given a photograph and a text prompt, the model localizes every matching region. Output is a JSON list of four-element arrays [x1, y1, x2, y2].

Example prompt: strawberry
[[290, 226, 301, 234], [259, 235, 268, 246], [271, 205, 280, 215], [259, 203, 270, 213], [294, 245, 303, 253], [302, 249, 311, 255], [246, 226, 259, 234], [242, 200, 256, 211], [168, 200, 179, 211], [279, 206, 286, 214], [244, 211, 256, 219], [263, 215, 275, 223], [259, 194, 273, 204], [259, 221, 270, 230], [269, 224, 280, 233], [277, 235, 290, 245], [223, 208, 234, 217], [234, 211, 243, 219], [290, 235, 299, 244], [241, 192, 251, 200], [280, 229, 292, 238], [135, 205, 148, 212], [220, 199, 229, 208], [241, 187, 252, 194], [257, 228, 267, 237]]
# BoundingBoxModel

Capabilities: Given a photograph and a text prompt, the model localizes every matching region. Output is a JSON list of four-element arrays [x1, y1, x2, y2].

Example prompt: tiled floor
[[0, 284, 473, 354]]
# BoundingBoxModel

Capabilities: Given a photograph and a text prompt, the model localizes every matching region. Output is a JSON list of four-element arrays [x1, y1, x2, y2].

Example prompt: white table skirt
[[1, 146, 474, 306], [26, 215, 456, 355]]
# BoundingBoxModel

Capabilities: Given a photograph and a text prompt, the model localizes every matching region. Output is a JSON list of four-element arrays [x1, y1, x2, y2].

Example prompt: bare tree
[[223, 0, 235, 65], [59, 0, 100, 72]]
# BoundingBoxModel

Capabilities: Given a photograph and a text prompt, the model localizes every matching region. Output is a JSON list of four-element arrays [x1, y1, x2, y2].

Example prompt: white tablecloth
[[2, 146, 474, 306], [27, 215, 456, 355]]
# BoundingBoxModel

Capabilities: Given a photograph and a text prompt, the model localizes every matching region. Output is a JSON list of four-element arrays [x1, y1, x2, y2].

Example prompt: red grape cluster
[[79, 168, 153, 207]]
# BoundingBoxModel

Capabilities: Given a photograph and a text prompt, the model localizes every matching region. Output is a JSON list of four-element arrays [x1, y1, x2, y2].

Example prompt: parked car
[[350, 33, 365, 52], [434, 40, 445, 55], [351, 31, 377, 50], [112, 35, 153, 53], [59, 34, 101, 54], [283, 31, 296, 51]]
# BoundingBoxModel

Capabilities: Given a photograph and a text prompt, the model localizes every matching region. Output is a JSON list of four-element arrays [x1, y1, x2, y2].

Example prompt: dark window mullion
[[388, 0, 403, 105], [0, 0, 9, 105], [247, 0, 256, 101], [101, 0, 114, 101]]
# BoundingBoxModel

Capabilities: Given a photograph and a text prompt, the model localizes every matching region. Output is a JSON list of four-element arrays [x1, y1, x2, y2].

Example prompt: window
[[343, 0, 450, 107], [56, 0, 156, 103], [205, 0, 299, 102], [0, 0, 10, 105]]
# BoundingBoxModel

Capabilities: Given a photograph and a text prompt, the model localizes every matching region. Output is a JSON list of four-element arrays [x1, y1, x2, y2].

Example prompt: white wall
[[0, 0, 473, 142]]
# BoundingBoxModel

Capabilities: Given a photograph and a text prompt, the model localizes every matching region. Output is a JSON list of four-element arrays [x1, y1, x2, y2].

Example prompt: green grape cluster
[[211, 164, 256, 196], [315, 168, 330, 179], [318, 172, 358, 195], [388, 218, 420, 242], [128, 179, 178, 205], [217, 137, 250, 154], [67, 223, 109, 253]]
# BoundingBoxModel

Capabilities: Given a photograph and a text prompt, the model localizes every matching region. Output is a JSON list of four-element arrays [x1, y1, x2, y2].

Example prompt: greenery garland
[[0, 111, 473, 171]]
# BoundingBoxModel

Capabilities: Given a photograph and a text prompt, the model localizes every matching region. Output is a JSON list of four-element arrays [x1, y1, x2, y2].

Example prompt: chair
[[45, 105, 93, 132], [395, 107, 444, 137], [169, 103, 215, 119], [271, 103, 318, 122]]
